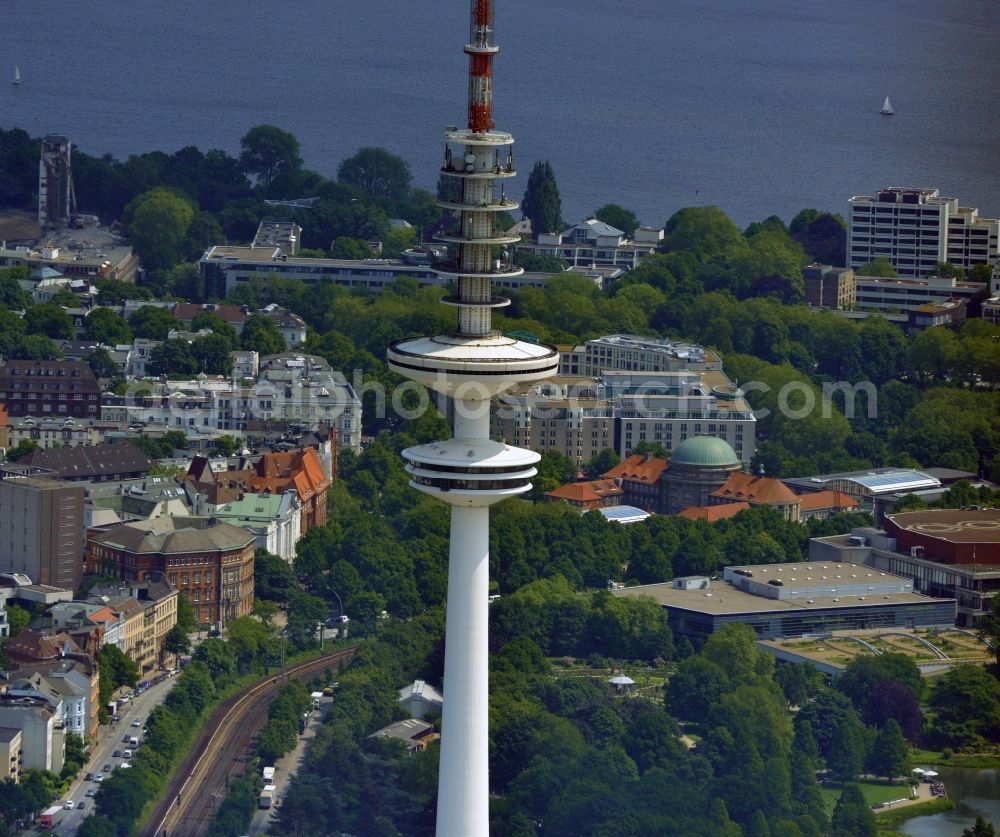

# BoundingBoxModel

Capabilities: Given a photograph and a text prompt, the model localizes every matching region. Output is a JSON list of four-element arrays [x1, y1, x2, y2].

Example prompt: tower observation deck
[[386, 2, 558, 835]]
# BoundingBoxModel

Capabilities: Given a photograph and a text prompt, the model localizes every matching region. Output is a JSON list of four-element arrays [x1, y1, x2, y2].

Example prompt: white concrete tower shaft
[[387, 2, 558, 835]]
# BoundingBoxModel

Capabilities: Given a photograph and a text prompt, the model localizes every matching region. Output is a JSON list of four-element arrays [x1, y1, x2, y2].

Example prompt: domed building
[[661, 436, 742, 515]]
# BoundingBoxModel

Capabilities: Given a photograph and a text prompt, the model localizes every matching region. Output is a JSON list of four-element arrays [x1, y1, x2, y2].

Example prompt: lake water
[[899, 766, 1000, 837], [1, 0, 998, 228]]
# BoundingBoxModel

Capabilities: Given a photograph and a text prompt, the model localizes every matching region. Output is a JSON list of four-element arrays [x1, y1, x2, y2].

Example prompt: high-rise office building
[[386, 3, 559, 833], [848, 186, 999, 278]]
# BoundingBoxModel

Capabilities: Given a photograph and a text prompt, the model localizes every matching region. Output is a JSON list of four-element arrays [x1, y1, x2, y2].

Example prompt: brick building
[[0, 359, 101, 419], [87, 519, 253, 627]]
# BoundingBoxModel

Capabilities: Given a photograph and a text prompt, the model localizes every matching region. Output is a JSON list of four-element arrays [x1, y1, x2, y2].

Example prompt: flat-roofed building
[[198, 245, 557, 300], [785, 468, 941, 520], [0, 727, 22, 781], [810, 511, 1000, 626], [0, 472, 85, 590], [848, 187, 999, 278], [0, 697, 61, 773], [803, 264, 856, 309], [613, 561, 955, 642], [558, 334, 723, 377], [252, 220, 302, 254], [854, 272, 985, 313], [516, 219, 661, 269]]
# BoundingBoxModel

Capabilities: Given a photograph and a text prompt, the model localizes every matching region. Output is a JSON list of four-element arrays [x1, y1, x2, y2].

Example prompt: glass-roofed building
[[784, 468, 941, 519]]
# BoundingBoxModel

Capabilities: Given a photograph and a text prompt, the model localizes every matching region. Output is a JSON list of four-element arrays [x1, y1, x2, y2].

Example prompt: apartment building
[[494, 369, 756, 466], [198, 246, 556, 299], [0, 359, 101, 419], [0, 727, 22, 781], [86, 577, 178, 674], [803, 264, 856, 309], [516, 219, 663, 268], [102, 353, 361, 453], [848, 187, 999, 278], [558, 334, 724, 378], [853, 271, 986, 312]]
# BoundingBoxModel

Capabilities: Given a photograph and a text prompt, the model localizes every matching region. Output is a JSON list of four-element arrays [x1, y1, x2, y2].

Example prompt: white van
[[123, 749, 132, 759]]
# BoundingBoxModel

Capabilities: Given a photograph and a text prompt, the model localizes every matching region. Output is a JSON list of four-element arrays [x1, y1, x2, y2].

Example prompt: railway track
[[143, 647, 356, 837]]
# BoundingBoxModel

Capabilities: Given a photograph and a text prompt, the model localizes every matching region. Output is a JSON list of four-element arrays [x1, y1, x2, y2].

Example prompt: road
[[46, 673, 179, 836]]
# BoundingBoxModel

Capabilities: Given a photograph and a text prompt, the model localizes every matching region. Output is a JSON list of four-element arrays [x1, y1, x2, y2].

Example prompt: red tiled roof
[[546, 479, 623, 503], [798, 490, 860, 511], [712, 473, 800, 505], [603, 453, 668, 483], [172, 303, 247, 325], [677, 502, 750, 521]]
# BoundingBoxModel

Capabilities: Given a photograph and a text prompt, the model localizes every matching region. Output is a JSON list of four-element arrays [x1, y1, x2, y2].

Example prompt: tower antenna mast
[[387, 2, 559, 834]]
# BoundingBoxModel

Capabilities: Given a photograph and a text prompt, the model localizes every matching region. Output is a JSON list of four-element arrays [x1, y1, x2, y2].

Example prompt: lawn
[[819, 779, 912, 814]]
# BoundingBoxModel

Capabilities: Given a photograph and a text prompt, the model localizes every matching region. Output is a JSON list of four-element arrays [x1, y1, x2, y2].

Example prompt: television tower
[[387, 2, 558, 834]]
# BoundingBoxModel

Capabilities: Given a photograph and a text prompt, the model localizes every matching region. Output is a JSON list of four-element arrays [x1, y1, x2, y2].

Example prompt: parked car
[[94, 774, 104, 783], [122, 735, 130, 744]]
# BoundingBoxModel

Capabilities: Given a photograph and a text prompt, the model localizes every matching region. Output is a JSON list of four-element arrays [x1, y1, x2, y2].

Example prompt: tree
[[593, 204, 640, 236], [660, 206, 742, 261], [87, 347, 120, 379], [193, 637, 236, 681], [5, 603, 30, 636], [963, 817, 997, 837], [176, 592, 198, 631], [123, 187, 196, 271], [827, 712, 867, 782], [98, 644, 139, 690], [191, 332, 234, 375], [24, 302, 74, 339], [240, 125, 302, 189], [147, 338, 198, 376], [856, 257, 897, 278], [584, 448, 620, 479], [210, 434, 241, 456], [190, 311, 238, 347], [163, 624, 190, 656], [255, 549, 298, 603], [240, 313, 286, 354], [977, 594, 1000, 668], [522, 161, 563, 236], [830, 784, 876, 837], [128, 305, 181, 340], [867, 718, 910, 781], [5, 439, 39, 462], [337, 147, 412, 202], [329, 236, 374, 259], [83, 306, 133, 344]]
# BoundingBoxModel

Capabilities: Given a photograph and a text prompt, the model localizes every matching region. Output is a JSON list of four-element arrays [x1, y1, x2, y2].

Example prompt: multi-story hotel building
[[848, 187, 999, 278]]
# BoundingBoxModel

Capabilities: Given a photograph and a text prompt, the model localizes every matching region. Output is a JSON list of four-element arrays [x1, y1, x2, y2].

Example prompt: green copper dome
[[670, 435, 740, 468]]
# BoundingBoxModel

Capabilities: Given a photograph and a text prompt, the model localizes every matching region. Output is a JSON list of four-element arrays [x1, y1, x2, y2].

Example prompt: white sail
[[13, 66, 21, 84], [881, 96, 893, 115]]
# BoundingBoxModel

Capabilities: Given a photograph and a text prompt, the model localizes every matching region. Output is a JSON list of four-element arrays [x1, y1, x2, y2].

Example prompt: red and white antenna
[[466, 0, 498, 132]]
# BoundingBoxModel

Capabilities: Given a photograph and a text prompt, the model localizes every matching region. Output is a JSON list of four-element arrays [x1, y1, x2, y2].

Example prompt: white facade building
[[848, 187, 1000, 278]]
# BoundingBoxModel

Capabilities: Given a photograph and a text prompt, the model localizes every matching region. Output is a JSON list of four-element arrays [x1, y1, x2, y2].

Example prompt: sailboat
[[12, 66, 20, 85], [880, 95, 893, 116]]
